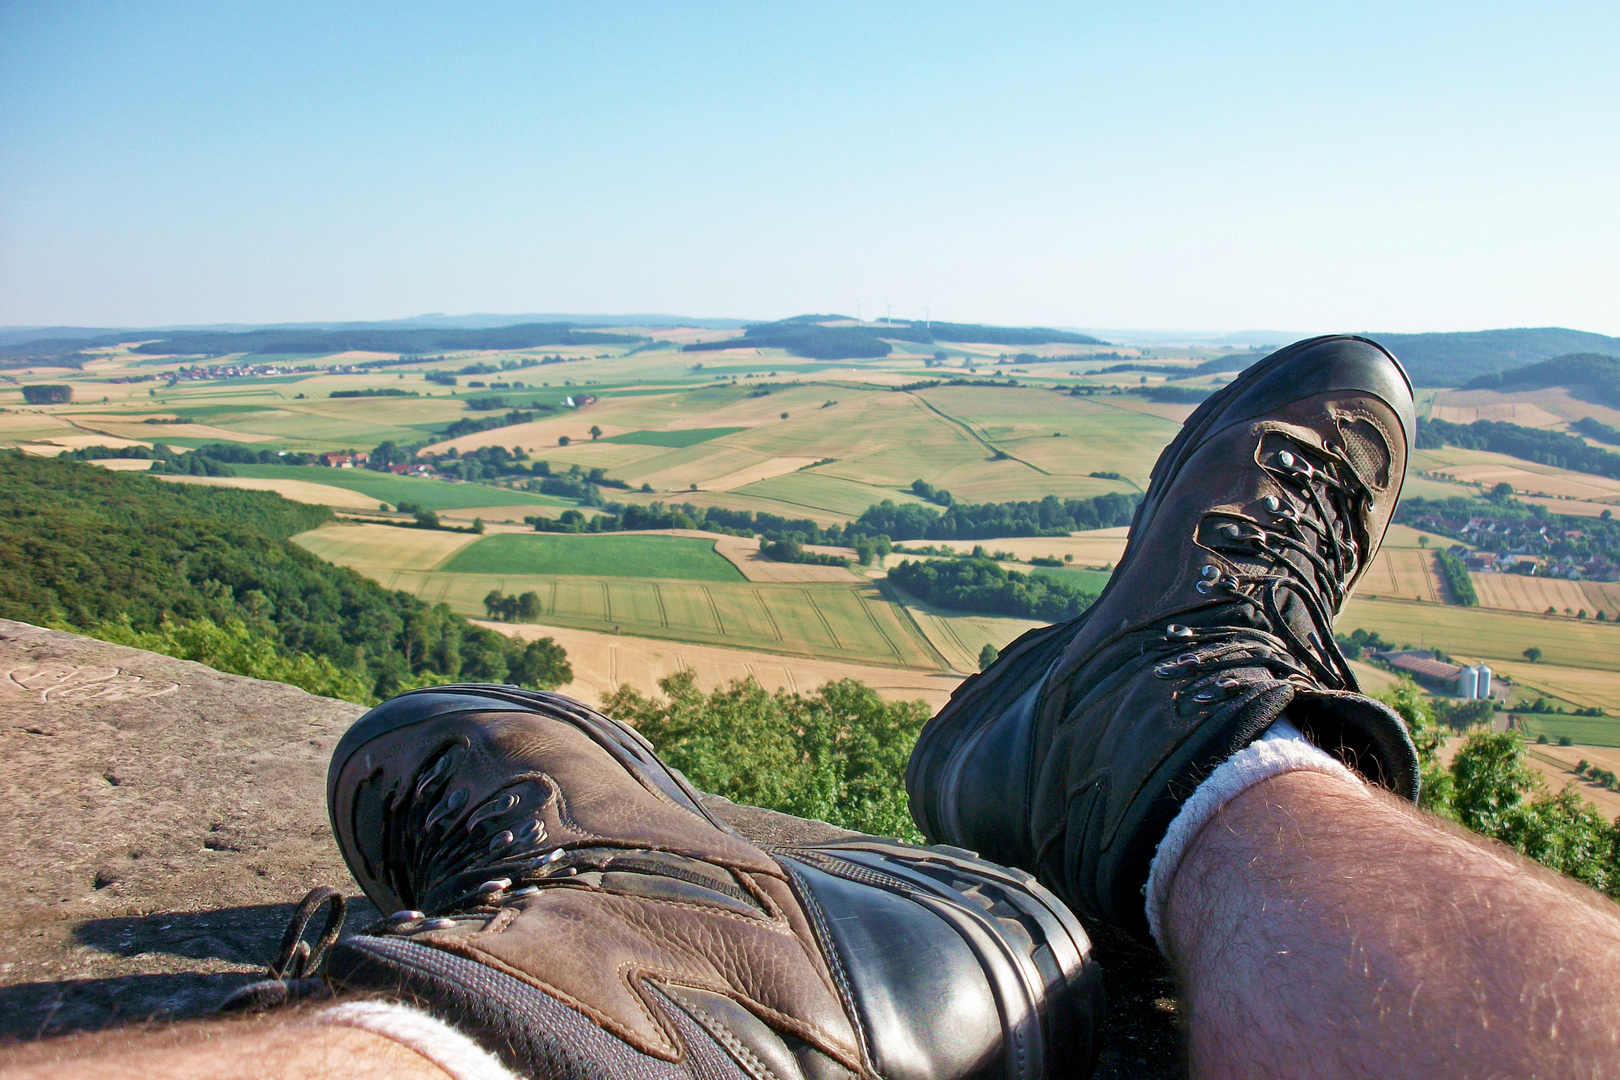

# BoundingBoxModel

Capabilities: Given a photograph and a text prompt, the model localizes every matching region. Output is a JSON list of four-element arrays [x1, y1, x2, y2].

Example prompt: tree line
[[1417, 416, 1620, 480], [888, 555, 1096, 621]]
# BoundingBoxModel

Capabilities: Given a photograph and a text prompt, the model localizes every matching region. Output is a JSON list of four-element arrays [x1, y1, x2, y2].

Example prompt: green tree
[[1524, 646, 1543, 663], [604, 670, 929, 839], [413, 508, 441, 530], [978, 643, 1000, 671], [589, 425, 602, 440], [506, 636, 572, 689], [1380, 679, 1455, 816], [483, 589, 506, 619], [515, 590, 541, 622]]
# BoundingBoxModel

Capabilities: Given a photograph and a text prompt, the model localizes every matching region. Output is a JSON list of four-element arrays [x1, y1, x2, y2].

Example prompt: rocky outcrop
[[0, 620, 1180, 1077]]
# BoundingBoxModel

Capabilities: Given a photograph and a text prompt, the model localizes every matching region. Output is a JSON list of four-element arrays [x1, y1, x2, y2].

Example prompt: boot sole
[[906, 335, 1414, 846]]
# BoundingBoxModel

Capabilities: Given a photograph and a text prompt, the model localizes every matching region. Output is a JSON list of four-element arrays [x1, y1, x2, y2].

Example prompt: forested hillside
[[1460, 353, 1620, 409], [1373, 332, 1620, 386], [0, 453, 569, 699]]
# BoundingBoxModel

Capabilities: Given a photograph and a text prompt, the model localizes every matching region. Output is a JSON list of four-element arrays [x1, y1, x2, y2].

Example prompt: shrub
[[605, 671, 928, 840], [22, 384, 73, 404]]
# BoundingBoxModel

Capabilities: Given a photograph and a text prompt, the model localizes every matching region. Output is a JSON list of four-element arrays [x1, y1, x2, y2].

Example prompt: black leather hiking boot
[[906, 335, 1423, 939], [322, 684, 1102, 1079]]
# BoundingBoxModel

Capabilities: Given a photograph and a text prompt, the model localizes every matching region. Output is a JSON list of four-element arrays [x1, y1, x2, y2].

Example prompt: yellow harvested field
[[1412, 447, 1620, 504], [1427, 402, 1566, 428], [486, 621, 964, 711], [712, 536, 859, 583], [87, 458, 156, 471], [1519, 746, 1620, 819], [1357, 547, 1445, 603], [1471, 573, 1620, 620], [1431, 386, 1620, 428], [154, 474, 385, 510], [916, 528, 1131, 568], [702, 456, 823, 491], [19, 434, 153, 452], [295, 522, 483, 571], [1477, 658, 1620, 715]]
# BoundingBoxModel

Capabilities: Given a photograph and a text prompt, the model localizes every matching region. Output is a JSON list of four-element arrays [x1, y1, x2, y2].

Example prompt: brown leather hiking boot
[[906, 335, 1423, 940], [322, 684, 1102, 1079]]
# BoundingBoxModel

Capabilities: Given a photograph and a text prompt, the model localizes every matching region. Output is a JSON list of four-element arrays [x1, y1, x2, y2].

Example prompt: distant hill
[[1370, 328, 1620, 387], [0, 323, 645, 362], [683, 315, 1104, 361], [1459, 353, 1620, 410]]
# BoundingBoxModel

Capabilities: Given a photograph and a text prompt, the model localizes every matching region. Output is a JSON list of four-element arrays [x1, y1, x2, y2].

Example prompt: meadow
[[232, 464, 568, 510], [440, 533, 746, 582]]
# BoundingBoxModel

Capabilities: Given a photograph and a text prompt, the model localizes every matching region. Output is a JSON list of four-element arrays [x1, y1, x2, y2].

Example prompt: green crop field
[[381, 571, 942, 667], [1032, 566, 1113, 592], [603, 426, 745, 448], [232, 464, 570, 510], [439, 533, 746, 581]]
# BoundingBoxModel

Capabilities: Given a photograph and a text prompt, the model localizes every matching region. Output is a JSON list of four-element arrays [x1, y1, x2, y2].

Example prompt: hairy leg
[[1165, 769, 1620, 1079], [0, 1005, 454, 1080]]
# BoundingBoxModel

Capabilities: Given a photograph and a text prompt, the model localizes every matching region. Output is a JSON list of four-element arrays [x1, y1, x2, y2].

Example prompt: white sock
[[1141, 717, 1362, 951], [310, 1000, 523, 1080]]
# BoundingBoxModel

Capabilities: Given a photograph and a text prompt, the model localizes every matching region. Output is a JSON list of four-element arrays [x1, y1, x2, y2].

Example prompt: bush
[[1434, 549, 1478, 605], [22, 385, 72, 404], [1382, 686, 1620, 898], [604, 671, 928, 839], [88, 614, 377, 704]]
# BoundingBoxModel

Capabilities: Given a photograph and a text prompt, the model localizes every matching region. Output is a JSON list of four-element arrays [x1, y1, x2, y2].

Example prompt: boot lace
[[1151, 433, 1376, 700]]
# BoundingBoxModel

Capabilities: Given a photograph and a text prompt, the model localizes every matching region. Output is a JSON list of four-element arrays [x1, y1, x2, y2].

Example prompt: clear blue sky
[[2, 2, 1616, 333]]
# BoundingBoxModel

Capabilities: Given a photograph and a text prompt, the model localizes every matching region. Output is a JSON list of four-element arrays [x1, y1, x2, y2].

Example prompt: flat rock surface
[[0, 620, 1181, 1076]]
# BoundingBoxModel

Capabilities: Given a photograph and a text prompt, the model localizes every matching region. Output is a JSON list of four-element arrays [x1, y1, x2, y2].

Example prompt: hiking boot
[[324, 684, 1102, 1079], [906, 335, 1423, 939]]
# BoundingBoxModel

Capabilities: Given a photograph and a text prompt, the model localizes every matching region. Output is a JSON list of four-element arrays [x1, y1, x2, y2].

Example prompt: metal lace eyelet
[[1277, 450, 1295, 467], [1154, 664, 1178, 678], [1193, 689, 1217, 702], [1216, 677, 1240, 690], [542, 847, 566, 864], [509, 886, 539, 898], [1200, 564, 1220, 579], [424, 788, 469, 831], [1196, 579, 1216, 594], [1263, 495, 1281, 512], [514, 818, 546, 845], [1175, 653, 1198, 665], [386, 909, 425, 924], [475, 878, 512, 896], [420, 918, 457, 931], [1221, 523, 1242, 540], [1166, 623, 1193, 638], [467, 793, 520, 830], [489, 830, 515, 854]]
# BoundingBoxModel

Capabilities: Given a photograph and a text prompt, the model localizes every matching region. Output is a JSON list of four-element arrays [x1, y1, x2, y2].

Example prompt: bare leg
[[1165, 769, 1620, 1078], [0, 1007, 453, 1080]]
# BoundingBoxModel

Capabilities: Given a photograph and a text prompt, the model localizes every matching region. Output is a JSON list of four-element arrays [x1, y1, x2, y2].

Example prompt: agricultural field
[[440, 533, 746, 582], [1471, 573, 1620, 620], [232, 464, 568, 511], [11, 327, 1620, 742], [1340, 596, 1620, 671], [489, 620, 964, 711]]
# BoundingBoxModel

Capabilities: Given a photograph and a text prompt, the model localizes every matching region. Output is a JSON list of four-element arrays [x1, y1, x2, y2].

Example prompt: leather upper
[[906, 336, 1423, 941], [327, 686, 1101, 1079]]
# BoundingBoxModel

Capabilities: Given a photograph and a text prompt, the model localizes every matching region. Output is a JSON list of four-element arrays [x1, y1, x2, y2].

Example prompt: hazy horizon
[[3, 3, 1616, 334]]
